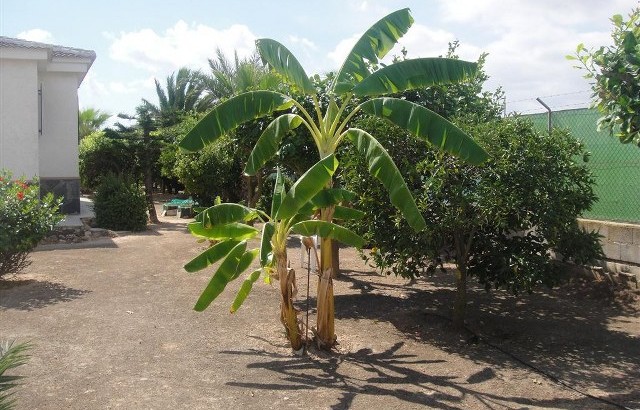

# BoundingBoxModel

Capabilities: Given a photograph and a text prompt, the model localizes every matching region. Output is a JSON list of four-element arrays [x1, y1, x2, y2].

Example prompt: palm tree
[[78, 107, 110, 140], [143, 67, 207, 127], [202, 49, 282, 207], [179, 8, 488, 349], [202, 48, 281, 105], [0, 340, 31, 409]]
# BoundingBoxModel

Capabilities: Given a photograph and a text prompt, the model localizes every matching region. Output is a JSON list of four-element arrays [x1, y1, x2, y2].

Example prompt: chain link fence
[[524, 108, 640, 223]]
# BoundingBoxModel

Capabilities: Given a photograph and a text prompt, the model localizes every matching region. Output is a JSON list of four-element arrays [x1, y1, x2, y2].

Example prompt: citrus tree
[[571, 7, 640, 146], [184, 155, 364, 352], [179, 8, 488, 348]]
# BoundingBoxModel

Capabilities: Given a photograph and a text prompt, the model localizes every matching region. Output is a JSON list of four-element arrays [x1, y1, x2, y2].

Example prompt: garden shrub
[[171, 134, 243, 205], [339, 116, 603, 322], [79, 131, 138, 190], [93, 174, 147, 231], [0, 171, 63, 278]]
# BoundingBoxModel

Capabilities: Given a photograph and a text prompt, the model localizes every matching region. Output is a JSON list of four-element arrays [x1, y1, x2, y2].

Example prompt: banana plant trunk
[[275, 249, 303, 351], [316, 206, 336, 348]]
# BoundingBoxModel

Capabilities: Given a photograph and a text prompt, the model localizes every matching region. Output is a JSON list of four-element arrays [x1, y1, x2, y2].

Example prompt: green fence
[[526, 108, 640, 223]]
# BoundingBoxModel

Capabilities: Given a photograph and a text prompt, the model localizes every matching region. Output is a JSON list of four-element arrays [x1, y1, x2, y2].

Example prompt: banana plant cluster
[[184, 155, 365, 351], [179, 8, 488, 348]]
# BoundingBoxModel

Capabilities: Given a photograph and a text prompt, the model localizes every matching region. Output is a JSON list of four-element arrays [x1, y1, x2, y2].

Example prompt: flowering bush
[[0, 170, 63, 278]]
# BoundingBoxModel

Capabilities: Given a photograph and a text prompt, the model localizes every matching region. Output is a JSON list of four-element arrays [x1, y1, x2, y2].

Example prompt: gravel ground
[[1, 209, 638, 410]]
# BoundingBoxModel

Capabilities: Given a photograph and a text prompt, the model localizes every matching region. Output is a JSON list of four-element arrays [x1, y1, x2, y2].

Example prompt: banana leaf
[[194, 241, 247, 311], [352, 58, 477, 97], [188, 221, 258, 241], [179, 91, 293, 152], [333, 8, 413, 94], [345, 128, 426, 231], [291, 220, 365, 248], [244, 114, 304, 176], [358, 97, 488, 165], [230, 269, 262, 313], [184, 239, 241, 273], [256, 38, 316, 95], [276, 155, 339, 220], [199, 203, 256, 228]]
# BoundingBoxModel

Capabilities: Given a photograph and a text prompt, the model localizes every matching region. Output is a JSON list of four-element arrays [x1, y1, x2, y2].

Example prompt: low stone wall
[[579, 218, 640, 284], [40, 217, 116, 245]]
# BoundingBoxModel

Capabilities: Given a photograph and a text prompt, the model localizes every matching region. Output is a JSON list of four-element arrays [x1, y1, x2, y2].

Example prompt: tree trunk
[[245, 172, 263, 209], [453, 263, 467, 329], [452, 231, 473, 329], [142, 129, 159, 224], [331, 240, 340, 277], [275, 250, 303, 352]]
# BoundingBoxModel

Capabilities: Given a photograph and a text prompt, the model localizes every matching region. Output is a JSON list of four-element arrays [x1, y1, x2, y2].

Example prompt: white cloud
[[432, 0, 633, 112], [289, 35, 318, 51], [108, 20, 258, 73], [16, 29, 55, 43], [327, 34, 359, 68]]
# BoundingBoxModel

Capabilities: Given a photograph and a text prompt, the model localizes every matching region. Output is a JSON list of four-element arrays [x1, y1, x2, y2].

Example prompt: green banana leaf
[[199, 203, 256, 228], [244, 114, 304, 176], [291, 220, 365, 248], [188, 221, 259, 241], [179, 91, 294, 152], [345, 128, 426, 232], [358, 97, 488, 165], [323, 99, 340, 132], [333, 8, 413, 94], [230, 249, 259, 281], [352, 58, 477, 97], [271, 168, 286, 219], [230, 269, 262, 313], [194, 241, 247, 311], [276, 155, 339, 220], [260, 222, 275, 266], [333, 205, 365, 220], [310, 188, 357, 208], [256, 39, 316, 95], [184, 239, 241, 273]]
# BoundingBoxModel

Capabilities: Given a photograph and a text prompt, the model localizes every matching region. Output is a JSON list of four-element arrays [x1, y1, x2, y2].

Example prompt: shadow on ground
[[329, 271, 640, 409], [221, 340, 614, 410], [0, 279, 90, 310]]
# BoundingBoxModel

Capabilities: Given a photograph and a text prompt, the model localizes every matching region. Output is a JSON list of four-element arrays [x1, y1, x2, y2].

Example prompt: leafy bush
[[339, 116, 603, 323], [572, 7, 640, 146], [93, 174, 148, 231], [79, 131, 138, 190], [0, 340, 31, 410], [171, 134, 243, 204], [0, 171, 63, 278]]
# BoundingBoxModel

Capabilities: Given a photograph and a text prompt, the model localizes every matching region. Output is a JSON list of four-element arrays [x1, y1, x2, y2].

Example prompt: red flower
[[17, 191, 24, 200]]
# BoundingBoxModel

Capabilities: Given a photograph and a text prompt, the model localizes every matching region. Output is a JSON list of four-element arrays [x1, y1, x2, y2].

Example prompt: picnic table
[[161, 198, 198, 218]]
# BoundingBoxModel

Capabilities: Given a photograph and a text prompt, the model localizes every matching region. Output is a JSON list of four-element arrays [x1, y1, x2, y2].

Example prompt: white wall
[[0, 59, 39, 178], [38, 71, 80, 178]]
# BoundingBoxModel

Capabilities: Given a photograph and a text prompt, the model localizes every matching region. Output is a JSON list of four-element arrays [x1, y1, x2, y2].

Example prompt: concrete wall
[[0, 58, 40, 179], [579, 218, 640, 282], [39, 71, 80, 179]]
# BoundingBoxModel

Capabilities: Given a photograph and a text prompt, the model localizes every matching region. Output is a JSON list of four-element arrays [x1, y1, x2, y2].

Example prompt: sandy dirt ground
[[1, 207, 639, 410]]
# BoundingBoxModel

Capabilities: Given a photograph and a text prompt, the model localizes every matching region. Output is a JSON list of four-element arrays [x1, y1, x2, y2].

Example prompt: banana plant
[[184, 155, 365, 352], [179, 8, 488, 348]]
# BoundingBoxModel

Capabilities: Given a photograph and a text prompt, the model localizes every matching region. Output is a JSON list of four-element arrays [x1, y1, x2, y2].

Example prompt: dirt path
[[1, 212, 638, 409]]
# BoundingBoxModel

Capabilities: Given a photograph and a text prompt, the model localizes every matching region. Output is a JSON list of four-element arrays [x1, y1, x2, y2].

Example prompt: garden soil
[[1, 205, 639, 409]]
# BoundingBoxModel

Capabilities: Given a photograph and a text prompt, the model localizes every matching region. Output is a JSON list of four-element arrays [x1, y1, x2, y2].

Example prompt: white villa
[[0, 36, 95, 213]]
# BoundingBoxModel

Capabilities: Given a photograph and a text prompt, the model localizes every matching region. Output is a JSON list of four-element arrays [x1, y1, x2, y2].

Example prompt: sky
[[1, 0, 637, 120]]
